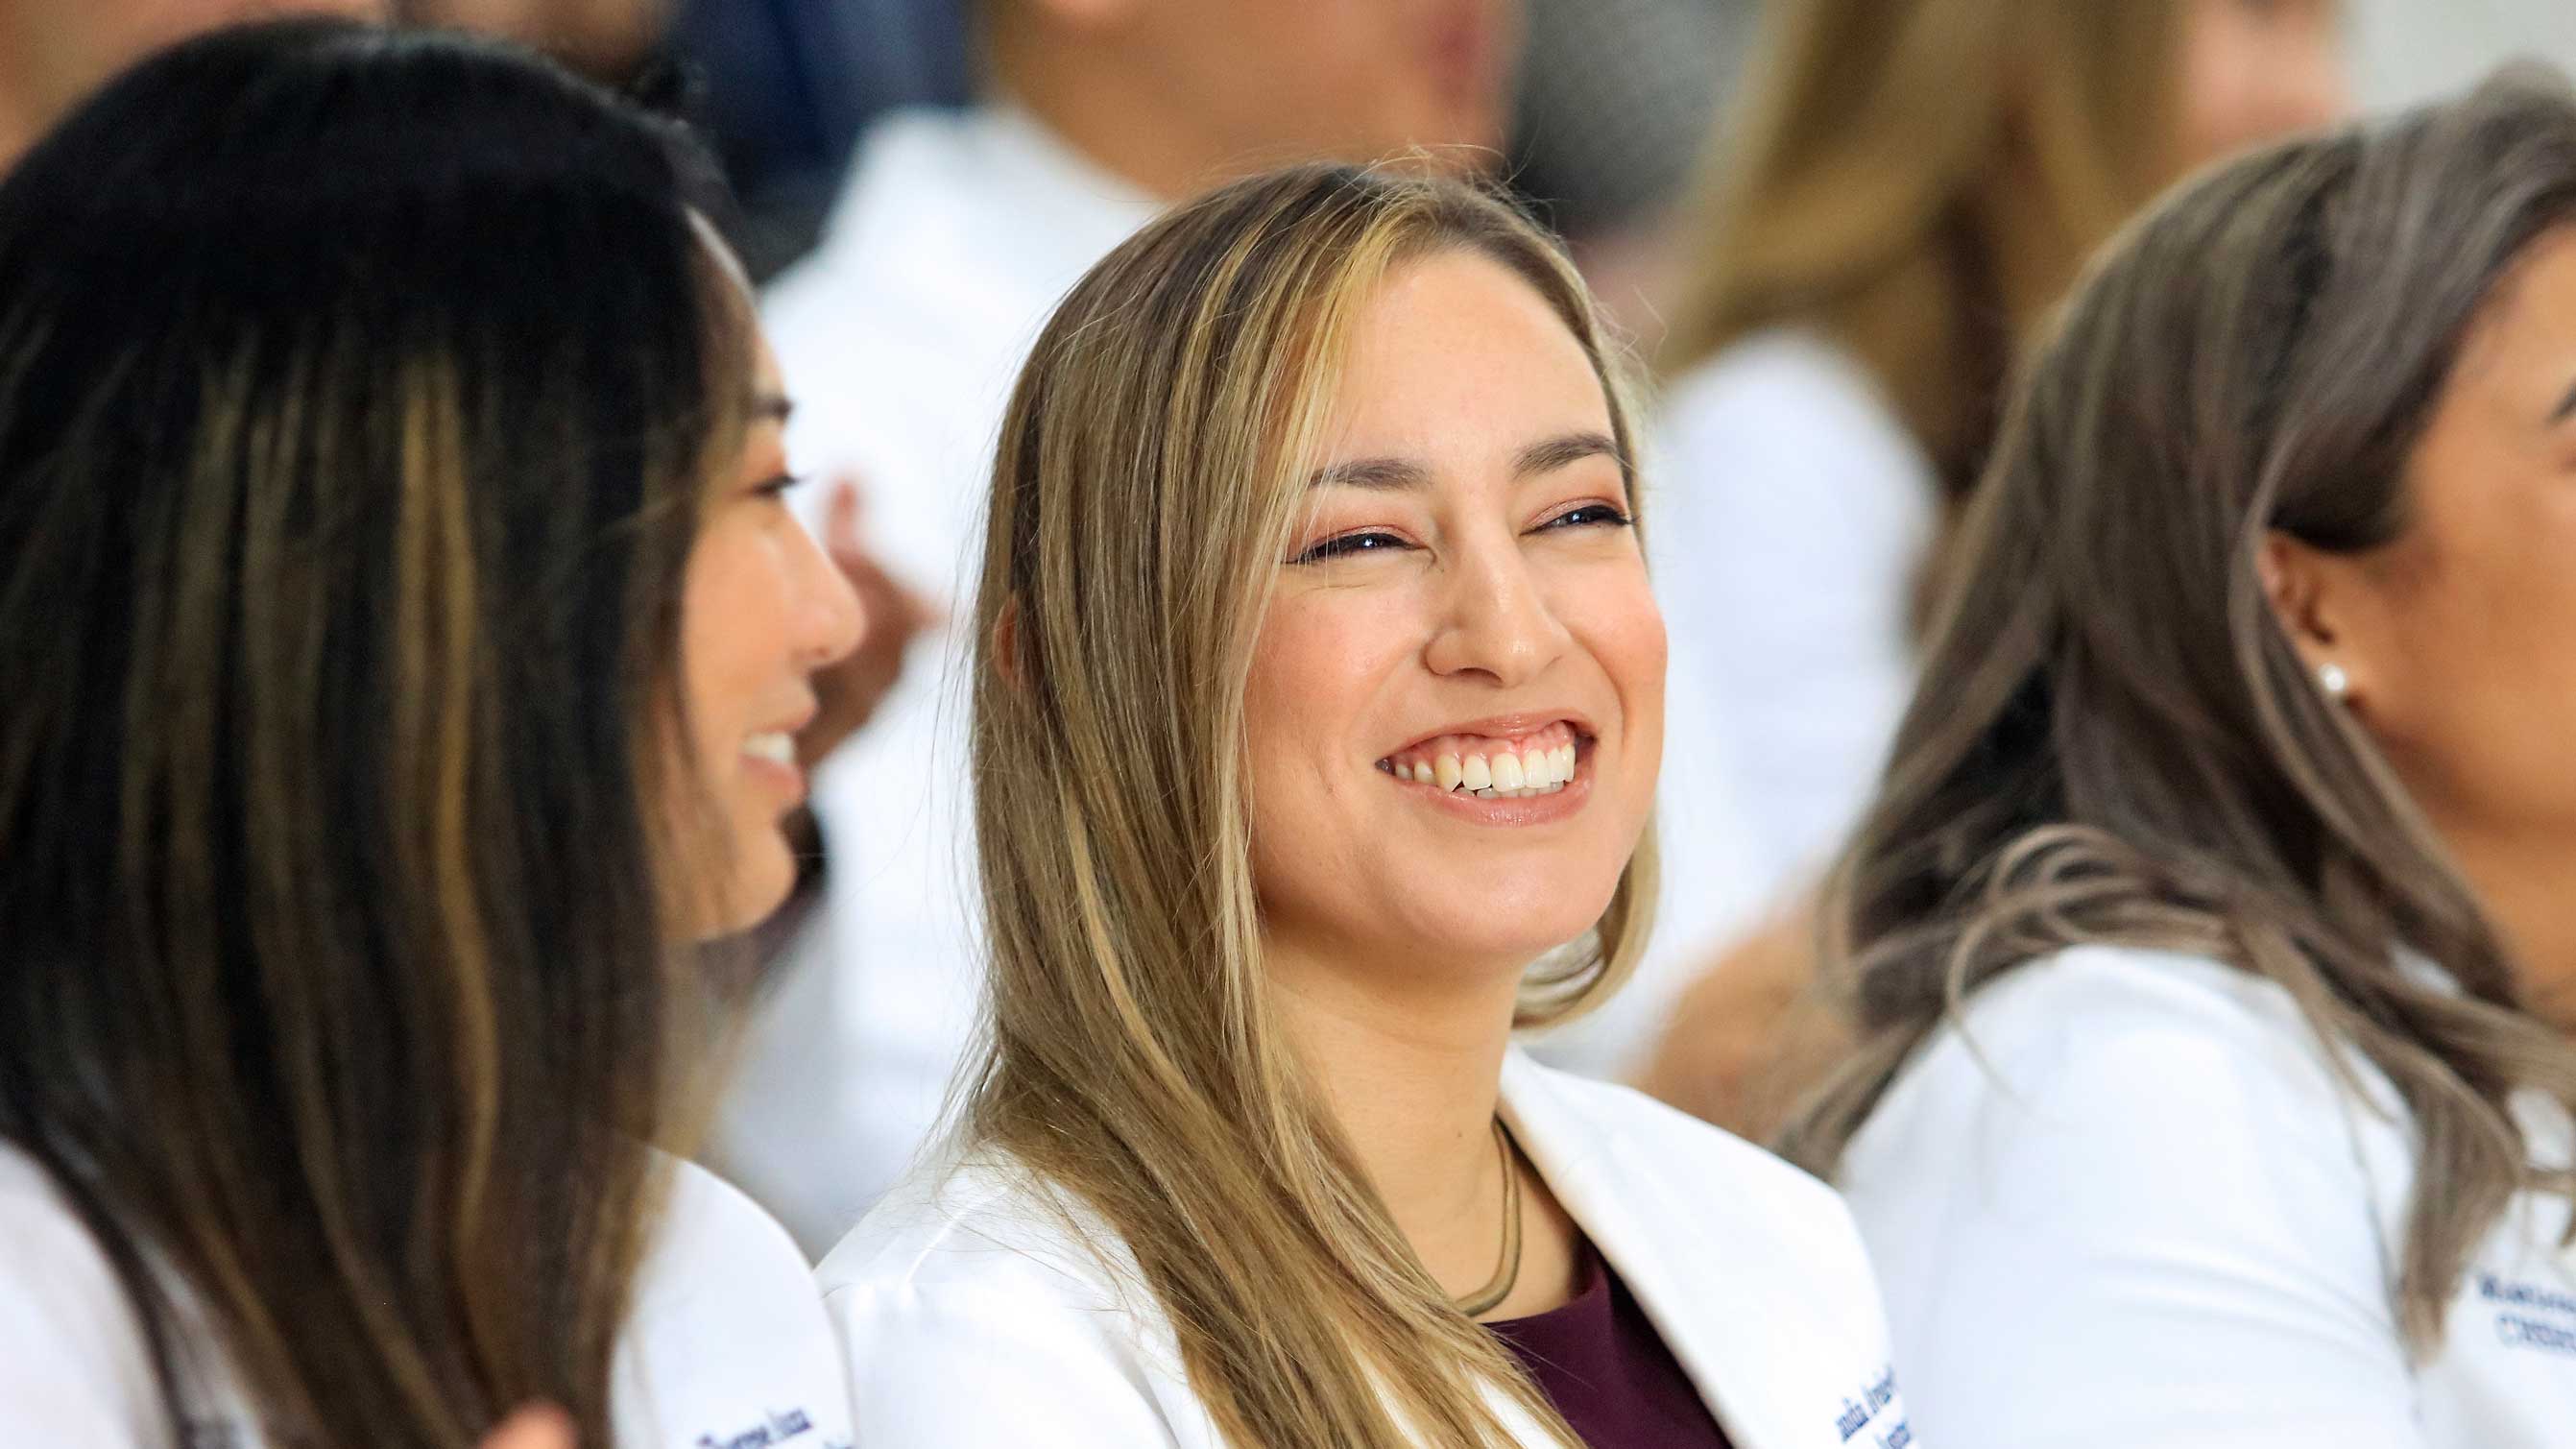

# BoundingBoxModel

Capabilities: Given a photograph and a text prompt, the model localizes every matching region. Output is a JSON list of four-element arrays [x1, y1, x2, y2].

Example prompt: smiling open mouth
[[1374, 720, 1585, 800]]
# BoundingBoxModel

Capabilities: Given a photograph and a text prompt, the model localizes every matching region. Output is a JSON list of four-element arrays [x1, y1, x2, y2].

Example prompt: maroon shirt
[[1485, 1244, 1735, 1449]]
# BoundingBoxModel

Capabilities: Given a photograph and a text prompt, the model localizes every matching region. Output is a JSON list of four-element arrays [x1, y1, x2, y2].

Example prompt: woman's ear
[[2260, 529, 2368, 707], [992, 594, 1028, 691]]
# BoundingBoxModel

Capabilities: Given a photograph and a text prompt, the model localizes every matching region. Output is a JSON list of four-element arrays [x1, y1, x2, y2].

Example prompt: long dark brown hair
[[1785, 68, 2576, 1351], [0, 21, 752, 1446]]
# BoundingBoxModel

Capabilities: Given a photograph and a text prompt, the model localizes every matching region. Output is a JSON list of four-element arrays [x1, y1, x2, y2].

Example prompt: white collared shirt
[[1841, 942, 2576, 1448], [819, 1051, 1917, 1448], [0, 1146, 855, 1449]]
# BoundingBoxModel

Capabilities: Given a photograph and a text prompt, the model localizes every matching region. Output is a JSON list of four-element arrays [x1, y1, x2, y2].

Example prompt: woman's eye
[[1292, 530, 1410, 565], [751, 472, 801, 502], [1538, 503, 1633, 533]]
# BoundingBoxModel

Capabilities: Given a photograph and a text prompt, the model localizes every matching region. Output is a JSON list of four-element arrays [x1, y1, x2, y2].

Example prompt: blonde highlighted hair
[[963, 163, 1654, 1446], [1663, 0, 2184, 499]]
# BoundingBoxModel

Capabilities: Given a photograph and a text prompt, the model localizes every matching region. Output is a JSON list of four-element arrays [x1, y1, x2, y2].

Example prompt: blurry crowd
[[3, 0, 2558, 1242], [13, 1, 2576, 1443]]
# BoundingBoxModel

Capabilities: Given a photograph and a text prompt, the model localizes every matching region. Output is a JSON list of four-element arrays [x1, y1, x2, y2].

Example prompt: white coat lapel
[[1498, 1052, 1890, 1449]]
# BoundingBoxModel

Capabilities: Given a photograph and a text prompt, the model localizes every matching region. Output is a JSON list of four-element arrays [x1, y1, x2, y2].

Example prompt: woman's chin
[[1374, 899, 1621, 982], [685, 834, 799, 944]]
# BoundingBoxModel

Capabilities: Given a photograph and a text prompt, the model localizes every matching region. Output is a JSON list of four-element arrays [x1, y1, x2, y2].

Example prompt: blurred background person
[[725, 0, 1526, 1254], [0, 0, 379, 166], [0, 20, 860, 1448], [1468, 0, 1780, 1086], [664, 0, 968, 280], [1634, 0, 2349, 1134], [1503, 0, 1757, 348]]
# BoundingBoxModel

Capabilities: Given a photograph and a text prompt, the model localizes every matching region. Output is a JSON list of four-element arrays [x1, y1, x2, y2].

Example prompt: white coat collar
[[1500, 1051, 1893, 1449]]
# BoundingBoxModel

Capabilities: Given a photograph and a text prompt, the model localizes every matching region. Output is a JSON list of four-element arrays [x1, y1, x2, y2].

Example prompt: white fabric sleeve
[[1842, 960, 2432, 1449], [612, 1162, 857, 1449], [1649, 335, 1937, 900], [829, 1270, 1192, 1448], [0, 1165, 163, 1447]]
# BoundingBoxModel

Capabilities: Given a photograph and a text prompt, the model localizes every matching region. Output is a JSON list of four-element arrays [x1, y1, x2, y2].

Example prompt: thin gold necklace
[[1451, 1119, 1522, 1317]]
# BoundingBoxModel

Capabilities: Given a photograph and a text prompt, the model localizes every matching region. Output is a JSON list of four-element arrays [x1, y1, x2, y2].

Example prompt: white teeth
[[1384, 731, 1584, 798], [744, 731, 796, 766]]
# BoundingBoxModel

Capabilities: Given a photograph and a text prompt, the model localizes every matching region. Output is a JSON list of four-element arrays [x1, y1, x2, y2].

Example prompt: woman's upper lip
[[1388, 710, 1598, 756]]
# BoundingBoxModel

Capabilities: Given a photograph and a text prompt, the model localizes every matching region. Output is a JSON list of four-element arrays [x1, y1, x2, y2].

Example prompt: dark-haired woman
[[1787, 69, 2576, 1447], [0, 21, 860, 1449]]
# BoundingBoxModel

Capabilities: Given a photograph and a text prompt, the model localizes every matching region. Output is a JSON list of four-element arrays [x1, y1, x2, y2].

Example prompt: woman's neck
[[1266, 939, 1581, 1316], [2446, 827, 2576, 1031]]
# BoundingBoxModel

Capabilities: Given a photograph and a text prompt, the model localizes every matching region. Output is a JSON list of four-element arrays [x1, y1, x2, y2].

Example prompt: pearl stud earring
[[2318, 662, 2350, 700]]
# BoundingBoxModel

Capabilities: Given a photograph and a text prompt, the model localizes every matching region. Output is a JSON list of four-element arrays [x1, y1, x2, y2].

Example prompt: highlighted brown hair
[[967, 163, 1653, 1446], [0, 21, 754, 1446]]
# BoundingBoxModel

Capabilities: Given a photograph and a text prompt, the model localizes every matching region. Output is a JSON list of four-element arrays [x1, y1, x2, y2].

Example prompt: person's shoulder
[[0, 1141, 122, 1286], [0, 1145, 169, 1444], [1857, 942, 2410, 1185], [647, 1155, 819, 1278], [612, 1159, 853, 1449], [817, 1148, 1128, 1314], [819, 1150, 1205, 1445], [1955, 942, 2372, 1092]]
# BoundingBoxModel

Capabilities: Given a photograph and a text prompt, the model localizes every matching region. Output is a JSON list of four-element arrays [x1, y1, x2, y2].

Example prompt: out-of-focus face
[[676, 334, 865, 937], [2, 0, 381, 139], [1243, 250, 1664, 986], [2172, 0, 2349, 175], [1135, 0, 1519, 172], [2312, 227, 2576, 944]]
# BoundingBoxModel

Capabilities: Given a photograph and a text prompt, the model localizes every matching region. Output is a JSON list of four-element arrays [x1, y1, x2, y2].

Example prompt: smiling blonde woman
[[814, 165, 1915, 1449]]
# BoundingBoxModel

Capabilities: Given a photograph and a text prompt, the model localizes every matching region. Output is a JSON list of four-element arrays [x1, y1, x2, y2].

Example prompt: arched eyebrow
[[1511, 430, 1620, 477], [1304, 430, 1621, 491]]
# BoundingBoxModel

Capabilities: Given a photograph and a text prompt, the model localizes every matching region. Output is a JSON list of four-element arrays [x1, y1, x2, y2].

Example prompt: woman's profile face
[[675, 334, 865, 937], [1242, 250, 1664, 981], [2314, 228, 2576, 926]]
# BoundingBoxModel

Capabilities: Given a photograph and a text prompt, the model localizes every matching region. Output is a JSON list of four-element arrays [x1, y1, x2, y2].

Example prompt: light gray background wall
[[2351, 0, 2576, 109]]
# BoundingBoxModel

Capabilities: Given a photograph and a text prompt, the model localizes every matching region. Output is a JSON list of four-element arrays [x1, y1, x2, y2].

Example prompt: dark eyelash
[[753, 472, 802, 499], [1291, 530, 1411, 565], [1542, 503, 1633, 531]]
